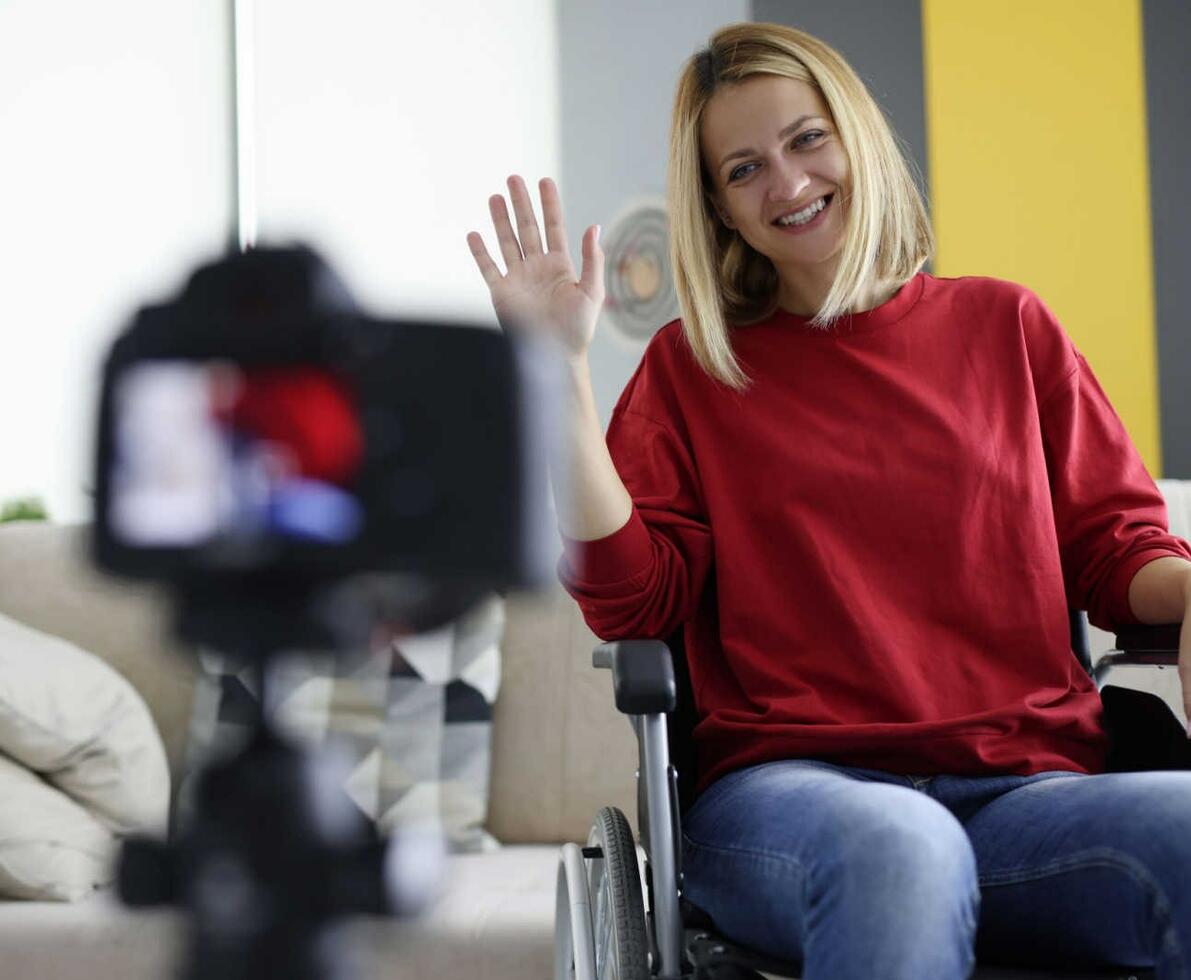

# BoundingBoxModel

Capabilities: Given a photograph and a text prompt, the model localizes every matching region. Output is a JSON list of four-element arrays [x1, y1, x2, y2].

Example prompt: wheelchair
[[554, 611, 1189, 980]]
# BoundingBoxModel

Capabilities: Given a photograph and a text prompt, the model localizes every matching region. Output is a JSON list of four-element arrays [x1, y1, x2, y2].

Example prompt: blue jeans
[[681, 759, 1191, 979]]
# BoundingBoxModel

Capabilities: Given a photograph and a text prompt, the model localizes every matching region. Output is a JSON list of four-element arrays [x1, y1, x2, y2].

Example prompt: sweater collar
[[764, 272, 926, 337]]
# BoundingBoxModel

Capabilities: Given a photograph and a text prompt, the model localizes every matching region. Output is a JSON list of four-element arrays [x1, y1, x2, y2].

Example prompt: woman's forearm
[[548, 356, 634, 542], [1127, 556, 1191, 623]]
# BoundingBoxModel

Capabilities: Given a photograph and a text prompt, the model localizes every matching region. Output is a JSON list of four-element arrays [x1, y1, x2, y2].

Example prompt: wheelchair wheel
[[587, 806, 649, 980], [555, 842, 596, 980]]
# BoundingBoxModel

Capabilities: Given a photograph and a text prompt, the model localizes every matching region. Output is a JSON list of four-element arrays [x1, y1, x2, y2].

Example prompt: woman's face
[[701, 74, 849, 275]]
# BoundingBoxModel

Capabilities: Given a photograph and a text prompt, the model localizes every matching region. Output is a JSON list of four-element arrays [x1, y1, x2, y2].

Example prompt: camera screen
[[110, 361, 365, 548]]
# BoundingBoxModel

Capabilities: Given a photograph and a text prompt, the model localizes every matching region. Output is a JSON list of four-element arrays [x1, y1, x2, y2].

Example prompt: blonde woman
[[467, 22, 1191, 980]]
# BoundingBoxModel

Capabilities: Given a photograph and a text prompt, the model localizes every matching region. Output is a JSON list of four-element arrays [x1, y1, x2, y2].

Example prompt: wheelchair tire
[[587, 806, 650, 980]]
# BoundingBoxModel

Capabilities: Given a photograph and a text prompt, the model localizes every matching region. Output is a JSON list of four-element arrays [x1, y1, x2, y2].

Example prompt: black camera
[[94, 244, 562, 648], [91, 245, 563, 980]]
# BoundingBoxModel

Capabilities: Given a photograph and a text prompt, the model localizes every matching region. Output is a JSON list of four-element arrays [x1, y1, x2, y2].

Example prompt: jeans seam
[[979, 846, 1186, 974], [682, 833, 809, 879]]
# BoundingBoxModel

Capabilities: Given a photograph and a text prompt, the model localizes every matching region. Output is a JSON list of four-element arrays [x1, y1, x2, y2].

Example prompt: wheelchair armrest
[[592, 639, 677, 714], [1114, 623, 1181, 655], [1094, 625, 1181, 682]]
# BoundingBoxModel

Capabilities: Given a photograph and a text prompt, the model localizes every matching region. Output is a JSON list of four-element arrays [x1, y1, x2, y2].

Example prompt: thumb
[[579, 224, 605, 299]]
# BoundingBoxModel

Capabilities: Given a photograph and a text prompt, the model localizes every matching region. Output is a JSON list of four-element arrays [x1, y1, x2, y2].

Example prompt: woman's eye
[[726, 132, 826, 183]]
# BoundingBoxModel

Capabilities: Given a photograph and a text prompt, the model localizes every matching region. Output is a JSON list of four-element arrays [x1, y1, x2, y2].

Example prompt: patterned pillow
[[178, 594, 503, 852]]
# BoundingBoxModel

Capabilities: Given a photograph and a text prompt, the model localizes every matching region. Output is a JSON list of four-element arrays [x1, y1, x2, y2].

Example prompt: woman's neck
[[777, 271, 898, 317]]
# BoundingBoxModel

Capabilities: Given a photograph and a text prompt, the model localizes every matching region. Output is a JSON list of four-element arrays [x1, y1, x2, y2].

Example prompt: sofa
[[0, 481, 1188, 979], [0, 520, 642, 979]]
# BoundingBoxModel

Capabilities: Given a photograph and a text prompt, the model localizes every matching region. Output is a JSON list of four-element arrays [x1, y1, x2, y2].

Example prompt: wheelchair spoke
[[593, 859, 614, 979]]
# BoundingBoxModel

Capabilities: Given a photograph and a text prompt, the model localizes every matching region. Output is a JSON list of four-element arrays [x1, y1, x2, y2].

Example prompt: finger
[[466, 231, 504, 287], [488, 193, 524, 268], [508, 175, 545, 257], [578, 224, 605, 300], [539, 177, 570, 256]]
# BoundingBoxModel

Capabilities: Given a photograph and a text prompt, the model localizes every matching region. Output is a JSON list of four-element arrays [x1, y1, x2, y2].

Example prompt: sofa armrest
[[592, 640, 676, 715]]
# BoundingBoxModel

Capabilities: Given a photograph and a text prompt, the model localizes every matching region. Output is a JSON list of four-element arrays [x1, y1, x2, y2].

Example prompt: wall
[[253, 0, 559, 323], [557, 0, 750, 426], [924, 0, 1162, 470], [7, 0, 1182, 520], [570, 0, 1187, 476], [1144, 0, 1191, 476], [758, 0, 1190, 478], [0, 0, 231, 522], [0, 0, 560, 522]]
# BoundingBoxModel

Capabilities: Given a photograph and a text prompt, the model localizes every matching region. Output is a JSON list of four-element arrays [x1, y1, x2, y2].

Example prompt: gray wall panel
[[558, 0, 751, 425], [1143, 0, 1191, 477], [752, 0, 929, 205]]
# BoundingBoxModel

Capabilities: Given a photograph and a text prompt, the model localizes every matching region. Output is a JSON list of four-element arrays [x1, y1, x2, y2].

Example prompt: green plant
[[0, 497, 48, 523]]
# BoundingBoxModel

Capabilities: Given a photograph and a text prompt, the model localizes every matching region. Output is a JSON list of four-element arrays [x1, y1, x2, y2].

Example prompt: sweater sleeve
[[1039, 350, 1191, 630], [557, 408, 714, 641]]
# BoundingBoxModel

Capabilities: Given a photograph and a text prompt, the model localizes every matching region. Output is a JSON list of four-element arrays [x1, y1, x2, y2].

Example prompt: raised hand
[[466, 175, 604, 360]]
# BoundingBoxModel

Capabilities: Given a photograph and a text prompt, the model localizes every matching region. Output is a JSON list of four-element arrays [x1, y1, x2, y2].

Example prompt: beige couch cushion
[[488, 583, 638, 844], [0, 846, 559, 980]]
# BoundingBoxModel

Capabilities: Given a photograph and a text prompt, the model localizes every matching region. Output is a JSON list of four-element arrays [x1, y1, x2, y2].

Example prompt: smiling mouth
[[773, 193, 833, 227]]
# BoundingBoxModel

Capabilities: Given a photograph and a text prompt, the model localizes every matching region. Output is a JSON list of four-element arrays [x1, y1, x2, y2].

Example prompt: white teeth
[[776, 197, 826, 226]]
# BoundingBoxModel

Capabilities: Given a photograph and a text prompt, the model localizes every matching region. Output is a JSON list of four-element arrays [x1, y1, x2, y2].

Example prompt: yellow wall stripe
[[922, 0, 1161, 472]]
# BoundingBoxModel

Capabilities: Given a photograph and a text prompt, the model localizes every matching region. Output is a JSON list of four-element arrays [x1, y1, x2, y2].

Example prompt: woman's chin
[[766, 236, 845, 269]]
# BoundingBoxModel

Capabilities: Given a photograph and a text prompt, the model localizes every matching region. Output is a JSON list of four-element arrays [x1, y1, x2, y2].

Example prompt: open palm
[[467, 175, 604, 359]]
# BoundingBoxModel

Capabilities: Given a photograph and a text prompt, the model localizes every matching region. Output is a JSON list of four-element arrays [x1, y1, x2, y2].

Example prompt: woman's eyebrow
[[718, 114, 824, 170]]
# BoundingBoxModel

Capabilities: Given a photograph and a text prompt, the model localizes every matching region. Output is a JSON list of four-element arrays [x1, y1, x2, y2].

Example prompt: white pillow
[[0, 611, 169, 834], [0, 751, 116, 901]]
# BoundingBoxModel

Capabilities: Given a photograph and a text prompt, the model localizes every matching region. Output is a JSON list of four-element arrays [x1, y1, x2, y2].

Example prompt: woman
[[467, 22, 1191, 980]]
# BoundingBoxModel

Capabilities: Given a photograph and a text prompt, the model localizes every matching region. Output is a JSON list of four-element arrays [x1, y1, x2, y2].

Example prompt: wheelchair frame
[[555, 612, 1184, 980]]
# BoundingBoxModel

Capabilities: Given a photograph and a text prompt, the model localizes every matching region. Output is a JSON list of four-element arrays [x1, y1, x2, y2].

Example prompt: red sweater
[[559, 273, 1191, 794]]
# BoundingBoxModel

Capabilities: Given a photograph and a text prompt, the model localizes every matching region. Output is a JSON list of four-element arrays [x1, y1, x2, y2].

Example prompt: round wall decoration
[[601, 198, 679, 346]]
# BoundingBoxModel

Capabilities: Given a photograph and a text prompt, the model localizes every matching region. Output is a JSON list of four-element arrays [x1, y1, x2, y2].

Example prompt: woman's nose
[[768, 158, 811, 202]]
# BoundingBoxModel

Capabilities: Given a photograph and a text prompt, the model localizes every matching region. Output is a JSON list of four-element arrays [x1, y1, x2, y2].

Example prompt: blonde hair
[[667, 22, 933, 389]]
